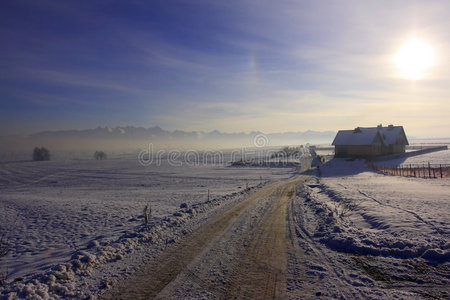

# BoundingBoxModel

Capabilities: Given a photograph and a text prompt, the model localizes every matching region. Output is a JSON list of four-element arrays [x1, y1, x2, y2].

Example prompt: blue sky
[[1, 0, 449, 136]]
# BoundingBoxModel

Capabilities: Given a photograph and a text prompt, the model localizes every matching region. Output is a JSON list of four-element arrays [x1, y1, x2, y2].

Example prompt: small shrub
[[94, 151, 107, 160], [32, 147, 50, 161]]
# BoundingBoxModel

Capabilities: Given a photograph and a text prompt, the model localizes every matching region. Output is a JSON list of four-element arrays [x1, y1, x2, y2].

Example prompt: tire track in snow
[[223, 179, 302, 299], [103, 176, 306, 299], [357, 189, 445, 235], [288, 185, 366, 299]]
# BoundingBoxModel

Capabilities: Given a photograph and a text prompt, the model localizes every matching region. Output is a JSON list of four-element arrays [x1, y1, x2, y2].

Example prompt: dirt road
[[104, 175, 307, 299]]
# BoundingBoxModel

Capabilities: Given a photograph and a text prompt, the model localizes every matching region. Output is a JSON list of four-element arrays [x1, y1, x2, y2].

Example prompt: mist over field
[[0, 126, 336, 161]]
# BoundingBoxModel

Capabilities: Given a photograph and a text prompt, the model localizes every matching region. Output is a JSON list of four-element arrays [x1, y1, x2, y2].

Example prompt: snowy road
[[104, 176, 308, 299]]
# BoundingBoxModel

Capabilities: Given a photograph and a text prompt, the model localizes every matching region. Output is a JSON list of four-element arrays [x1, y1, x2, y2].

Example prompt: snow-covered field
[[288, 158, 449, 298], [381, 148, 450, 166], [0, 156, 292, 297], [1, 147, 449, 299], [318, 159, 449, 259]]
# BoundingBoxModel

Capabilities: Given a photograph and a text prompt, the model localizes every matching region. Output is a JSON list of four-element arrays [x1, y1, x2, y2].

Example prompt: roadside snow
[[320, 159, 449, 261], [288, 158, 449, 298]]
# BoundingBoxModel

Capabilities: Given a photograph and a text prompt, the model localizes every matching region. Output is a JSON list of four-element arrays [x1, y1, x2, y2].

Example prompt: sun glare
[[395, 38, 434, 80]]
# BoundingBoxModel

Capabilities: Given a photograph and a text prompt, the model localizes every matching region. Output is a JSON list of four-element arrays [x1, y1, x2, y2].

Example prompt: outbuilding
[[332, 124, 409, 157]]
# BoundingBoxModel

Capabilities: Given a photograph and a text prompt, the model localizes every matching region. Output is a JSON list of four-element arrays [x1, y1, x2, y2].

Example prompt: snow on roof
[[332, 125, 408, 146]]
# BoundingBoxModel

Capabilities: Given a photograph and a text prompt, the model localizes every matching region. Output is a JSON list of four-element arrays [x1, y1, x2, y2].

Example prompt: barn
[[332, 124, 409, 158]]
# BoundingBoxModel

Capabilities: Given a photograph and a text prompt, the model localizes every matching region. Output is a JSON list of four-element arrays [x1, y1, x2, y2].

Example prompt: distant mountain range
[[29, 126, 336, 144], [0, 126, 336, 160]]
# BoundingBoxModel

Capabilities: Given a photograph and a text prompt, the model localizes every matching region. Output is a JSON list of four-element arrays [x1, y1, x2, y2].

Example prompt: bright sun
[[395, 38, 434, 80]]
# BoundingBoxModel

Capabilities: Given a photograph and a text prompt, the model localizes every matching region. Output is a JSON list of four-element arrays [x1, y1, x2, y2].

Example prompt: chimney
[[388, 124, 394, 130]]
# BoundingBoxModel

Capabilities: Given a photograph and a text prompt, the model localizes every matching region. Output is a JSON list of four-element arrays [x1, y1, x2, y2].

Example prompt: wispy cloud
[[1, 0, 450, 136]]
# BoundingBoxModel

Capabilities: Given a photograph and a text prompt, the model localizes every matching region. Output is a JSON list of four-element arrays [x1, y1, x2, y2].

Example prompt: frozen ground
[[319, 158, 449, 262], [0, 157, 292, 286], [1, 150, 449, 299], [287, 158, 449, 298], [381, 148, 450, 166]]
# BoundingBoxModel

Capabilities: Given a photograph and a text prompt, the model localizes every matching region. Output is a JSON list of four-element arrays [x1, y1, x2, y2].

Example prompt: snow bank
[[313, 159, 450, 262], [296, 159, 450, 263], [0, 184, 265, 299], [289, 157, 449, 298]]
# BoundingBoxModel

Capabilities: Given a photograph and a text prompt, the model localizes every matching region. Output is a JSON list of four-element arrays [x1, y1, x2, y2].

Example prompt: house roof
[[332, 125, 409, 146]]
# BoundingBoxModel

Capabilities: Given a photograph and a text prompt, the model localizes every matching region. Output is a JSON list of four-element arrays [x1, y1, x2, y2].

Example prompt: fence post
[[428, 162, 431, 178], [440, 164, 443, 178], [423, 164, 426, 179], [410, 164, 412, 177]]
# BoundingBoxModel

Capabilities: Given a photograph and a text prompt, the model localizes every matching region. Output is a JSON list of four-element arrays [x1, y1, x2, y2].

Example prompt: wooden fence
[[368, 162, 450, 179]]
